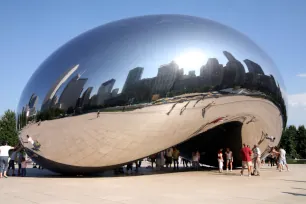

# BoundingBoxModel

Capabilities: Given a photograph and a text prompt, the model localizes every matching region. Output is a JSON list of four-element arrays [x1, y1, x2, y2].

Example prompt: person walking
[[0, 141, 15, 178], [20, 157, 28, 177], [252, 145, 261, 176], [240, 144, 252, 177], [278, 147, 289, 172], [166, 147, 173, 168], [172, 147, 180, 170], [225, 148, 233, 172]]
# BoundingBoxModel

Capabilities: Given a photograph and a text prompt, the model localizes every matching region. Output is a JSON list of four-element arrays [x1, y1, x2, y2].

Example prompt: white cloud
[[287, 93, 306, 126], [296, 73, 306, 77]]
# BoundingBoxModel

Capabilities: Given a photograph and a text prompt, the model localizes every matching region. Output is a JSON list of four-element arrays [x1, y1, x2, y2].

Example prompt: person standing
[[0, 141, 15, 178], [225, 148, 233, 172], [240, 144, 252, 177], [17, 151, 23, 176], [172, 147, 180, 170], [166, 147, 173, 168], [252, 145, 261, 176], [217, 149, 224, 173], [8, 146, 22, 176], [21, 157, 28, 177]]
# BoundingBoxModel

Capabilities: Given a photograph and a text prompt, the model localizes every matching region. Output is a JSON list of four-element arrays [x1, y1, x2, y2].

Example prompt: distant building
[[244, 59, 264, 75], [223, 51, 236, 61], [122, 67, 144, 93], [41, 64, 79, 111], [153, 61, 179, 95], [58, 74, 88, 110], [188, 70, 196, 77], [200, 58, 223, 86], [28, 94, 38, 109], [96, 79, 116, 105], [111, 88, 119, 97], [80, 87, 93, 108], [221, 51, 245, 88]]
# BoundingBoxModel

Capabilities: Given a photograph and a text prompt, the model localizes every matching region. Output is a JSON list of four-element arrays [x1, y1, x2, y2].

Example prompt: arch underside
[[21, 95, 283, 174]]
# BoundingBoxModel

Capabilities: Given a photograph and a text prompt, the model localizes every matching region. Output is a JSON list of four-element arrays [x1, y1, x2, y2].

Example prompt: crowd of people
[[0, 141, 29, 178], [2, 136, 291, 178], [216, 144, 290, 177]]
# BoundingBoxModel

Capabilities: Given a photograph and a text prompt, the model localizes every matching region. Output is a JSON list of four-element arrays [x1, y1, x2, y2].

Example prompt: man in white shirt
[[0, 141, 15, 178], [278, 147, 289, 172], [23, 135, 40, 150]]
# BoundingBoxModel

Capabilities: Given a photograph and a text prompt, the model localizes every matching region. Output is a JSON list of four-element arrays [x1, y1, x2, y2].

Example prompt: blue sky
[[0, 0, 305, 126]]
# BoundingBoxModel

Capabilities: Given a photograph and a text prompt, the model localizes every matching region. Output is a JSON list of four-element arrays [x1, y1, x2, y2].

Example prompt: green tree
[[0, 110, 18, 146], [280, 125, 297, 158], [296, 125, 306, 158]]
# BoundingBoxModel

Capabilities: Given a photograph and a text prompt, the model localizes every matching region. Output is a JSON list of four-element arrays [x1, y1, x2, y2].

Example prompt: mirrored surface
[[17, 14, 287, 174]]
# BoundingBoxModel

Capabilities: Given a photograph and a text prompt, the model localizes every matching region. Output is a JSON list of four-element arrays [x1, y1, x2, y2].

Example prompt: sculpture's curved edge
[[20, 94, 283, 174]]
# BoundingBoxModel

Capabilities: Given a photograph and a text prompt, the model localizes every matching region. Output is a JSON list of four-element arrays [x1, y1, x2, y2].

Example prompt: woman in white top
[[0, 141, 15, 178]]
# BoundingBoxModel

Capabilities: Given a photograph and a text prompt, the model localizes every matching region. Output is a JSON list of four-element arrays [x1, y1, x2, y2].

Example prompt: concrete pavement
[[0, 164, 305, 204]]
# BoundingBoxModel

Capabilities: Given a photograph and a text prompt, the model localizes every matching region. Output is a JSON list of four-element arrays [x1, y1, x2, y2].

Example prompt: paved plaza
[[0, 164, 305, 204]]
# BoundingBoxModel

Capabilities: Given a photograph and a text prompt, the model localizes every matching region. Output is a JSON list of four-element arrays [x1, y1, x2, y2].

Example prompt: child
[[21, 157, 28, 177]]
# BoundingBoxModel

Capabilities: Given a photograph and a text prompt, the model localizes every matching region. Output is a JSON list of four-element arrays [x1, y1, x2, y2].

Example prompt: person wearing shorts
[[225, 148, 233, 172], [278, 147, 289, 172], [240, 144, 252, 177], [0, 141, 15, 178]]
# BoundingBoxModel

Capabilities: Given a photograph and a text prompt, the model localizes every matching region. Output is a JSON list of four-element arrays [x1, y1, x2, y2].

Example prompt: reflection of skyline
[[24, 50, 285, 122]]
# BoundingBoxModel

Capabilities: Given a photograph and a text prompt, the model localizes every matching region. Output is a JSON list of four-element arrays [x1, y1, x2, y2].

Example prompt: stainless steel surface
[[17, 14, 287, 174]]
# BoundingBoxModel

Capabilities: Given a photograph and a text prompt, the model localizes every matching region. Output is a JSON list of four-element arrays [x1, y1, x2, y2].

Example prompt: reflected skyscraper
[[28, 94, 38, 109], [200, 58, 223, 86], [122, 67, 144, 93], [41, 64, 79, 111], [96, 79, 116, 105], [80, 87, 93, 108], [222, 51, 245, 87], [244, 59, 265, 75], [58, 74, 88, 110], [153, 61, 179, 95], [111, 88, 119, 97]]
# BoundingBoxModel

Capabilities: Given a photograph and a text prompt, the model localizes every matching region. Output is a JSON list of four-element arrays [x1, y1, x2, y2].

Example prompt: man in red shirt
[[240, 144, 252, 177]]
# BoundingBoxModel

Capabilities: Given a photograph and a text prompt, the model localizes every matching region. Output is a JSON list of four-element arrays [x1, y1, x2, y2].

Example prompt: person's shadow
[[282, 192, 306, 196]]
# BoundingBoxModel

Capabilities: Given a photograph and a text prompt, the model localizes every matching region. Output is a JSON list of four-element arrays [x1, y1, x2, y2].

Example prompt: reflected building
[[188, 70, 196, 77], [58, 74, 88, 110], [200, 58, 223, 87], [79, 87, 93, 108], [28, 94, 38, 109], [122, 67, 143, 93], [96, 79, 116, 106], [41, 64, 79, 111], [221, 51, 245, 88], [111, 88, 119, 97], [153, 61, 179, 95], [244, 59, 264, 75]]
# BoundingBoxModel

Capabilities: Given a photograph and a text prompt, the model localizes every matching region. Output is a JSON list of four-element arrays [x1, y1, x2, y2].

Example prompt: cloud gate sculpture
[[17, 14, 287, 174]]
